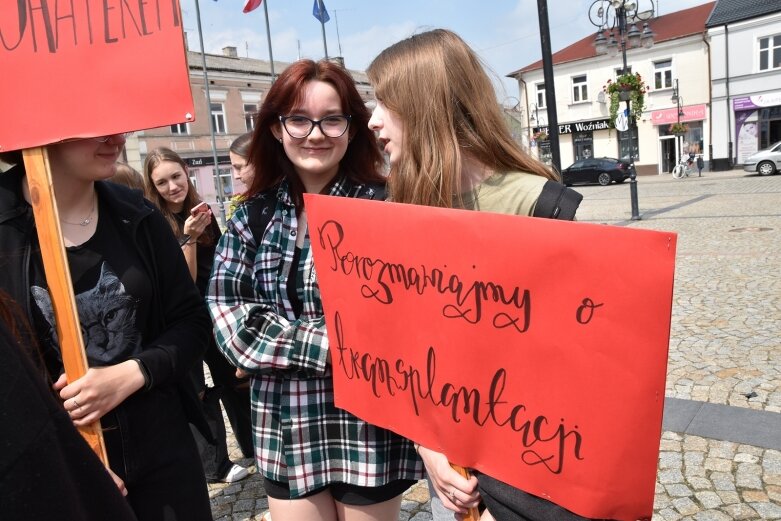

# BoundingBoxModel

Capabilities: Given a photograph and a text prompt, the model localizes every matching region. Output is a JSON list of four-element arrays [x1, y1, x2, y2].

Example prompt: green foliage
[[603, 73, 648, 128]]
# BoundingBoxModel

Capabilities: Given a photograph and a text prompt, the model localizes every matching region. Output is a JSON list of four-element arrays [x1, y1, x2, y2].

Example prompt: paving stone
[[232, 499, 255, 512], [751, 501, 781, 519], [693, 491, 722, 509], [672, 497, 700, 516], [692, 511, 732, 521], [722, 503, 759, 520], [666, 484, 694, 497], [659, 469, 685, 484]]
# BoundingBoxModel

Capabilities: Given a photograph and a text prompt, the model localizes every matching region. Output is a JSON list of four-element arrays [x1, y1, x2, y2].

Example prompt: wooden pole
[[22, 147, 108, 465], [451, 463, 481, 521]]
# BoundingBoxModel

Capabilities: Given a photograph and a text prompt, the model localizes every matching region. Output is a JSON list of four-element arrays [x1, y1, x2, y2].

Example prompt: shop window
[[573, 131, 593, 161], [536, 83, 546, 108], [572, 75, 588, 103], [654, 60, 672, 89], [759, 35, 781, 71]]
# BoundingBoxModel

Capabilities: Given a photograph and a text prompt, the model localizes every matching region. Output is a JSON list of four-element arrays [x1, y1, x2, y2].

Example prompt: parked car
[[743, 141, 781, 176], [561, 157, 632, 186]]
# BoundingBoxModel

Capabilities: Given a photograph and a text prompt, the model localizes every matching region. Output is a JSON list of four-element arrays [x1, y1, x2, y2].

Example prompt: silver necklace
[[61, 194, 96, 227]]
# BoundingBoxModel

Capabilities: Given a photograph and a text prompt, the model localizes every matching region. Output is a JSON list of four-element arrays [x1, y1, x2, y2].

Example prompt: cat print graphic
[[32, 263, 142, 366]]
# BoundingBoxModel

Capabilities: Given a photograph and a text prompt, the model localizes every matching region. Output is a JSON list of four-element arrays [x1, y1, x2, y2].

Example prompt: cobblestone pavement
[[207, 169, 780, 520]]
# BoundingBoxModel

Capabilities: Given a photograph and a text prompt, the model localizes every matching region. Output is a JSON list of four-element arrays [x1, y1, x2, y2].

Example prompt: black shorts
[[263, 477, 417, 506]]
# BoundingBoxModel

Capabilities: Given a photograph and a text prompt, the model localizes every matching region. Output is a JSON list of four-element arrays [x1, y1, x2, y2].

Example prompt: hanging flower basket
[[603, 73, 647, 129], [533, 130, 549, 141], [669, 122, 690, 135]]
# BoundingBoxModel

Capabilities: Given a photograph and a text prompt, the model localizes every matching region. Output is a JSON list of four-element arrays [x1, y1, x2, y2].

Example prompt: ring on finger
[[73, 399, 81, 410], [449, 489, 456, 502]]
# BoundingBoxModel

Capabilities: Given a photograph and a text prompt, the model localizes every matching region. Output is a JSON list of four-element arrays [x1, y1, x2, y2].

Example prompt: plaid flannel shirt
[[207, 176, 423, 497]]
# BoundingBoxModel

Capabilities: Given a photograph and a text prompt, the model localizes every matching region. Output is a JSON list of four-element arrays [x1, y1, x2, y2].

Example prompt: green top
[[458, 171, 547, 216]]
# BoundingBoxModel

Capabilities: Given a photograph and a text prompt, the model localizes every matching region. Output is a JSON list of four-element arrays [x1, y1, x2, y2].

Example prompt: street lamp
[[671, 79, 685, 160], [590, 0, 655, 221]]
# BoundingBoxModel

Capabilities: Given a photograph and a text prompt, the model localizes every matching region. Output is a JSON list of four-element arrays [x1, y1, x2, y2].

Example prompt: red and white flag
[[243, 0, 262, 13]]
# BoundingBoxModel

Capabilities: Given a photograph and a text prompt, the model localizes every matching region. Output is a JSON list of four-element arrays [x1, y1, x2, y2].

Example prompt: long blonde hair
[[367, 29, 557, 208]]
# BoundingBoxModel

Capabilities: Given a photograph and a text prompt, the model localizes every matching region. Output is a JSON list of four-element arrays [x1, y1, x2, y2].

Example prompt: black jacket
[[0, 316, 139, 521], [0, 164, 212, 475]]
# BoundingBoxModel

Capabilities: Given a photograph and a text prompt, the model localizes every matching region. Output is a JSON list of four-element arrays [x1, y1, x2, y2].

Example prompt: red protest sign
[[306, 194, 677, 521], [0, 0, 193, 151]]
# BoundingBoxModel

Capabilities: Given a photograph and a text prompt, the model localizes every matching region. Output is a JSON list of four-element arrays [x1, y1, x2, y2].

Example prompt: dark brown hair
[[247, 59, 385, 206], [143, 147, 212, 246]]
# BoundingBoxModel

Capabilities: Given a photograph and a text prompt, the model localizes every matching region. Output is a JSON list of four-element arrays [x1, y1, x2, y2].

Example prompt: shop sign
[[650, 104, 706, 125], [533, 118, 611, 136], [186, 155, 230, 167], [733, 91, 781, 110]]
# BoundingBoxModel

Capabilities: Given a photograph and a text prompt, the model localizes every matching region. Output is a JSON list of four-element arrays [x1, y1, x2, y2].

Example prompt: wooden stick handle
[[22, 147, 108, 465], [450, 463, 481, 521]]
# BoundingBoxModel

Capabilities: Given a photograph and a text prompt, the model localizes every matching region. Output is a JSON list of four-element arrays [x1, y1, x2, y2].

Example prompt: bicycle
[[672, 158, 694, 179]]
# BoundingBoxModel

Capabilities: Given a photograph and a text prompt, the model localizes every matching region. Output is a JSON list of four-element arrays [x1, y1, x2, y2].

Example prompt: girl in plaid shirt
[[207, 60, 423, 521]]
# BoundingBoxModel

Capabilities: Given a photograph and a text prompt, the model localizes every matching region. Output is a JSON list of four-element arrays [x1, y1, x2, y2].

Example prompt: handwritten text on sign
[[1, 0, 193, 151], [305, 194, 677, 521]]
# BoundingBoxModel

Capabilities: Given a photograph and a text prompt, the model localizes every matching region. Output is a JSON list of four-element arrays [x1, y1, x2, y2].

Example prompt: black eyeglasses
[[279, 115, 351, 138]]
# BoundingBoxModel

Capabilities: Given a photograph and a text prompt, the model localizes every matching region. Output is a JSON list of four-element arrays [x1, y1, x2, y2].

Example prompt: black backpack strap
[[533, 180, 583, 221], [246, 187, 278, 244]]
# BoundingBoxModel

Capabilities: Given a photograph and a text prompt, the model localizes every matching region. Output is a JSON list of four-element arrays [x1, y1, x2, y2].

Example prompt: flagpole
[[318, 0, 329, 59], [262, 0, 276, 82], [193, 0, 227, 226]]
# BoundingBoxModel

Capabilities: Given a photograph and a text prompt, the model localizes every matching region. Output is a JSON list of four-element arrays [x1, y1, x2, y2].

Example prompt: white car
[[743, 141, 781, 176]]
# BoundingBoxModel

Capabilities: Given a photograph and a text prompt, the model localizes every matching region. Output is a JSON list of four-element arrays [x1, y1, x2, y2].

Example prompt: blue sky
[[181, 0, 709, 103]]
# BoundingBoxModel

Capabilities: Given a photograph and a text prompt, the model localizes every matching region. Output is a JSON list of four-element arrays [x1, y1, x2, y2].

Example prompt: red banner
[[306, 194, 677, 521], [0, 0, 193, 151]]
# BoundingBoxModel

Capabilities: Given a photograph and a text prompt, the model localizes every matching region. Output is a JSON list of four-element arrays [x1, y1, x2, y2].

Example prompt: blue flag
[[313, 0, 330, 23]]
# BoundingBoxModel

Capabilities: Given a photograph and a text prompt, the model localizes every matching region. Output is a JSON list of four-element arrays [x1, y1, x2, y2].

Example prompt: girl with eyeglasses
[[207, 59, 423, 521], [0, 137, 213, 520]]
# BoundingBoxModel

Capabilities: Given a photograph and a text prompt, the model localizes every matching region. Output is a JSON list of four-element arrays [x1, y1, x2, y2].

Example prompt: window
[[759, 35, 781, 71], [170, 122, 188, 134], [211, 103, 227, 133], [244, 103, 257, 131], [572, 75, 588, 103], [654, 60, 672, 89], [615, 66, 632, 77], [535, 83, 546, 108]]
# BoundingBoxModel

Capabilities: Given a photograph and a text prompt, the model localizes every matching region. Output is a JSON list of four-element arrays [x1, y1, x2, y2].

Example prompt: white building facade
[[708, 1, 781, 169], [510, 2, 715, 175]]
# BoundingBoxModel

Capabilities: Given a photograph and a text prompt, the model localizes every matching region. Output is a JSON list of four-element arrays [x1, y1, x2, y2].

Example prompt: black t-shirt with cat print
[[30, 197, 152, 370]]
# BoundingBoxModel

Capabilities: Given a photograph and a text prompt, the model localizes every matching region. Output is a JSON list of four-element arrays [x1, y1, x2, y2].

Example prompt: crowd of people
[[0, 29, 589, 521]]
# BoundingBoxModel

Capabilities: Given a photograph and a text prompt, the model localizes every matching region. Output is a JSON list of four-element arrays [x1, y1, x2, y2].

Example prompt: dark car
[[562, 157, 632, 186]]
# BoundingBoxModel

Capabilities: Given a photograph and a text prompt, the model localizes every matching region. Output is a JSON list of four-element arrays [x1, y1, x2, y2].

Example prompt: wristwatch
[[178, 234, 192, 246]]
